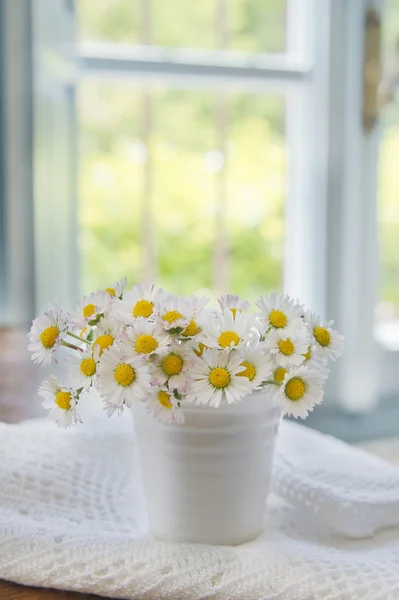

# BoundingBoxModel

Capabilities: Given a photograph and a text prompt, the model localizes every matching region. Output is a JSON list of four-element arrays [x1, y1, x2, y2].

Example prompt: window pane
[[152, 91, 215, 294], [228, 0, 286, 53], [78, 0, 141, 44], [227, 95, 286, 300], [77, 0, 287, 54], [78, 83, 286, 300], [376, 0, 399, 340], [78, 82, 142, 292]]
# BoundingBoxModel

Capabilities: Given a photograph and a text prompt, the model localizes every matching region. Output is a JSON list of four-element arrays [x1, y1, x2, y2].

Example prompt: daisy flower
[[146, 386, 185, 425], [218, 294, 250, 318], [186, 348, 254, 407], [114, 283, 165, 322], [104, 276, 127, 299], [306, 313, 344, 361], [202, 309, 255, 350], [277, 364, 329, 418], [68, 345, 100, 391], [38, 375, 79, 428], [97, 347, 151, 411], [91, 317, 123, 356], [256, 292, 304, 335], [151, 343, 194, 393], [119, 318, 170, 358], [236, 346, 273, 388], [179, 295, 210, 340], [28, 305, 67, 366], [272, 365, 289, 384], [264, 328, 309, 367], [301, 344, 328, 369], [154, 294, 199, 334], [70, 291, 112, 330]]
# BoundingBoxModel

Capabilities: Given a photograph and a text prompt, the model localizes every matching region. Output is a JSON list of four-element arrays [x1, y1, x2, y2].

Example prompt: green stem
[[67, 331, 90, 344], [261, 379, 282, 387], [61, 340, 83, 352]]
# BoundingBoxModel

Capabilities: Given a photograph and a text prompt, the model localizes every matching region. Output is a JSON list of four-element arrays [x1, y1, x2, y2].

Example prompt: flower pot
[[132, 390, 282, 546]]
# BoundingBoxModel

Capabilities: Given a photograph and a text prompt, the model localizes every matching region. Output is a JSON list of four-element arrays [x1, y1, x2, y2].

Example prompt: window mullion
[[325, 0, 380, 412], [139, 0, 156, 283], [213, 0, 229, 294]]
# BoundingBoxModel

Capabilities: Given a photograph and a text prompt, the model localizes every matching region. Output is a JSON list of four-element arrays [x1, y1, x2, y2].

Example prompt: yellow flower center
[[162, 354, 183, 376], [105, 287, 115, 297], [133, 299, 153, 318], [40, 326, 59, 349], [285, 377, 306, 401], [313, 326, 331, 347], [55, 391, 72, 410], [93, 334, 114, 355], [162, 310, 183, 324], [182, 320, 200, 337], [194, 342, 208, 357], [209, 367, 231, 389], [303, 347, 312, 361], [218, 331, 240, 348], [83, 303, 96, 318], [237, 361, 256, 381], [158, 390, 173, 409], [80, 357, 96, 377], [114, 363, 135, 386], [274, 367, 287, 383], [278, 338, 295, 356], [269, 309, 287, 328], [230, 308, 239, 318], [135, 334, 158, 354]]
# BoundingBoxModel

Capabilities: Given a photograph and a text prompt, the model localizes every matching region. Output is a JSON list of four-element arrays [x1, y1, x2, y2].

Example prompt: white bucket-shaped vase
[[133, 389, 282, 546]]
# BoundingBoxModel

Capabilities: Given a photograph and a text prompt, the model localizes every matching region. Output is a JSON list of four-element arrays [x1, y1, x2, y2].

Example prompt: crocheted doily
[[1, 417, 399, 600]]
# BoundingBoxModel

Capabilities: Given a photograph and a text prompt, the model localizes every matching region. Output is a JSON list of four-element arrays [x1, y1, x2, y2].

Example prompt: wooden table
[[0, 329, 109, 599], [0, 581, 102, 599]]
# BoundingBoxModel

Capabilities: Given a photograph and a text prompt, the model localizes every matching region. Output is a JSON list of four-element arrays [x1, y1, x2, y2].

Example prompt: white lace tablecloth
[[1, 415, 399, 600]]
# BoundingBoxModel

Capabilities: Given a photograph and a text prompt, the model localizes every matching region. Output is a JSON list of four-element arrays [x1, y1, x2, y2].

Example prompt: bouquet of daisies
[[28, 279, 344, 428]]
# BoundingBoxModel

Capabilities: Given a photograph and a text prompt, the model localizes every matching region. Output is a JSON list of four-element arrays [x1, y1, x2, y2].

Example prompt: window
[[77, 1, 293, 302], [2, 0, 397, 432], [376, 0, 399, 350]]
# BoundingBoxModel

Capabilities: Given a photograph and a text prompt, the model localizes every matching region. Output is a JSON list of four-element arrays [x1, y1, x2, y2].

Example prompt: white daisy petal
[[263, 328, 309, 368], [154, 294, 208, 336], [113, 283, 165, 323], [151, 342, 194, 393], [70, 291, 112, 331], [28, 305, 68, 366], [305, 312, 345, 361], [186, 348, 254, 407], [97, 347, 151, 412], [276, 364, 329, 419], [202, 309, 255, 351], [119, 318, 170, 359], [68, 345, 100, 391], [104, 277, 127, 299], [233, 346, 273, 388], [91, 317, 123, 356], [145, 386, 184, 425], [38, 375, 80, 428], [256, 292, 304, 336], [218, 294, 250, 316]]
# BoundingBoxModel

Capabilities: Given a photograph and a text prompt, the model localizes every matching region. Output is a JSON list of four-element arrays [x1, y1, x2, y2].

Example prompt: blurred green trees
[[77, 0, 287, 303], [77, 0, 399, 315]]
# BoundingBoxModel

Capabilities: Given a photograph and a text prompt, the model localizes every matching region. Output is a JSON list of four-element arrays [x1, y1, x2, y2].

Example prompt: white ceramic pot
[[132, 390, 282, 546]]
